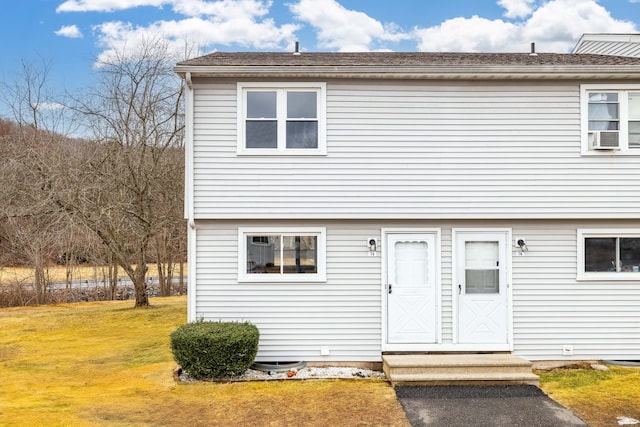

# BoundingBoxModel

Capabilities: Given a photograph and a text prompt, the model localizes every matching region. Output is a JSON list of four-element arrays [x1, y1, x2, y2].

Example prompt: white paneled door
[[455, 231, 510, 346], [387, 233, 437, 344]]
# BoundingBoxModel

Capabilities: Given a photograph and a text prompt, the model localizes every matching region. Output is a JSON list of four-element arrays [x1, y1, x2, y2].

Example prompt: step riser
[[383, 354, 539, 386], [386, 366, 535, 376], [386, 372, 540, 381]]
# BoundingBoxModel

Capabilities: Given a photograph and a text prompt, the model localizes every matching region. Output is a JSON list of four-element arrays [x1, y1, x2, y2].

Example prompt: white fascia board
[[174, 65, 640, 80], [195, 212, 640, 220]]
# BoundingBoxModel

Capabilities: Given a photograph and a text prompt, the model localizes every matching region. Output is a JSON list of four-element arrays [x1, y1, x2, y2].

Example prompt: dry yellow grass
[[0, 296, 409, 427], [4, 293, 636, 426], [0, 264, 187, 285], [539, 366, 640, 427]]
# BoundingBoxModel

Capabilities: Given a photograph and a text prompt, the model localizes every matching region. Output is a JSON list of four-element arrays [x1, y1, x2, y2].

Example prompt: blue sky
[[0, 0, 639, 106]]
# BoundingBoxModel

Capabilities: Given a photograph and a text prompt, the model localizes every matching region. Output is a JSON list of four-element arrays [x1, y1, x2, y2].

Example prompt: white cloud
[[91, 1, 299, 64], [522, 0, 637, 51], [57, 0, 272, 17], [289, 0, 409, 51], [414, 0, 637, 53], [54, 0, 640, 62], [57, 0, 167, 13], [171, 0, 269, 18], [33, 102, 65, 110], [55, 24, 83, 38], [498, 0, 535, 18], [94, 16, 297, 57], [415, 16, 519, 52], [59, 0, 299, 64]]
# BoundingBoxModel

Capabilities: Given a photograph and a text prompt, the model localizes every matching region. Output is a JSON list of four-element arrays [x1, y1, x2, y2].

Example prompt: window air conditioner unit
[[589, 131, 620, 150]]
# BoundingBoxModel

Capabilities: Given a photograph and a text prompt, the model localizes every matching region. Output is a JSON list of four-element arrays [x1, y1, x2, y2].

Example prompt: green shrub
[[170, 321, 259, 379]]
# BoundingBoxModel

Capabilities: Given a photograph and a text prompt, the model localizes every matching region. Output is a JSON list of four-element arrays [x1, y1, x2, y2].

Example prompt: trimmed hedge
[[170, 321, 259, 379]]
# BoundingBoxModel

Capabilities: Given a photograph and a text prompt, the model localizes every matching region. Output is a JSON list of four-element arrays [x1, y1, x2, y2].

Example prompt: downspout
[[184, 71, 197, 322], [185, 73, 195, 229]]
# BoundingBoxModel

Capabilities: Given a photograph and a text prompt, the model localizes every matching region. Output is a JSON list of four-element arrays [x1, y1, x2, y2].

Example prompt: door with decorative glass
[[455, 231, 510, 345], [386, 233, 437, 344]]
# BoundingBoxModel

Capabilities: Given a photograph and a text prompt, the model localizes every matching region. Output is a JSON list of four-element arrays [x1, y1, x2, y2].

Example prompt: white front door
[[386, 233, 438, 344], [455, 230, 510, 346]]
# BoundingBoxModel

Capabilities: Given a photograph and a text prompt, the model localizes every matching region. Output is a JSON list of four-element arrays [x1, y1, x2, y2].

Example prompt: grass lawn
[[0, 296, 409, 427], [539, 365, 640, 427], [2, 295, 639, 426]]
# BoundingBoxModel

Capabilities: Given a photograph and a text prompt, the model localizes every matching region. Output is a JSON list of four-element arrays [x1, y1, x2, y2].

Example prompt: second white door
[[455, 231, 510, 345]]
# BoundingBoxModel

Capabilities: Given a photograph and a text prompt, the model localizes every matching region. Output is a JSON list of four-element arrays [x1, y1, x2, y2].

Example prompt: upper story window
[[577, 229, 640, 280], [581, 84, 640, 154], [238, 83, 326, 155]]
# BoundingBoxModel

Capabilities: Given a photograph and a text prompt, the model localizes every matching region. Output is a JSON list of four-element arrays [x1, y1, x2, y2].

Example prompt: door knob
[[388, 284, 392, 294], [458, 284, 462, 295]]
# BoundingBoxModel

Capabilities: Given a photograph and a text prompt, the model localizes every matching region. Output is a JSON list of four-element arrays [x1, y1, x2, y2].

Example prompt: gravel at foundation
[[178, 366, 385, 382]]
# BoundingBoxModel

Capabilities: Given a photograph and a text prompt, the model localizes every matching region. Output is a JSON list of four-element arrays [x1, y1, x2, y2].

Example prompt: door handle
[[458, 284, 462, 295], [388, 284, 392, 294]]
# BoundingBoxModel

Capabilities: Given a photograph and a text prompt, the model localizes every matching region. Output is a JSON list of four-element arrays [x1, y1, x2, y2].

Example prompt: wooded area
[[0, 38, 186, 307]]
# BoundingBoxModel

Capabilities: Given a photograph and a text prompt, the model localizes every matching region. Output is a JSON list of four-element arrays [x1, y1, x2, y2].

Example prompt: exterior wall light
[[368, 238, 377, 255], [517, 238, 528, 253]]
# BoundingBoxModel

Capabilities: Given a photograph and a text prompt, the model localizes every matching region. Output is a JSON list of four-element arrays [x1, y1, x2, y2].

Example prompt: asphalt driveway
[[395, 385, 587, 427]]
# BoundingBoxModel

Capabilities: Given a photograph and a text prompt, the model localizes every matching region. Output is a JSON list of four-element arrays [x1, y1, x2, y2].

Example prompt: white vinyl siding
[[511, 221, 640, 360], [194, 219, 640, 362], [194, 221, 383, 362], [573, 35, 640, 57], [189, 77, 640, 362], [192, 80, 640, 219]]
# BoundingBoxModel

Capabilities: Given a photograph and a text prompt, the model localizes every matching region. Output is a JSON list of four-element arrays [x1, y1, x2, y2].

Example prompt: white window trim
[[238, 227, 327, 283], [577, 228, 640, 281], [237, 82, 327, 156], [581, 84, 640, 155]]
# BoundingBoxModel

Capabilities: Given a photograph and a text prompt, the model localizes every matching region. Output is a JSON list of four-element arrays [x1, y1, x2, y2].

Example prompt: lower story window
[[239, 227, 326, 282], [578, 229, 640, 280]]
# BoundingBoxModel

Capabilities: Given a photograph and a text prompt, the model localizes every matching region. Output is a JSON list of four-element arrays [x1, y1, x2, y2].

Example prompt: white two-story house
[[175, 50, 640, 364]]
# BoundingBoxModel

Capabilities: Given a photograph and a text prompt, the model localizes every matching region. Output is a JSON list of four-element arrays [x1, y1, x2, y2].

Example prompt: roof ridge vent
[[529, 42, 538, 56], [293, 41, 301, 56]]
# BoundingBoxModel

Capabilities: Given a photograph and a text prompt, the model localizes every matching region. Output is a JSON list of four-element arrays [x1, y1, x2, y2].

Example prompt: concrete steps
[[383, 353, 539, 386]]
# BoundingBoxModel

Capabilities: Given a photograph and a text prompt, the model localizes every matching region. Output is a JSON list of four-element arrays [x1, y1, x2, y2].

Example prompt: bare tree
[[0, 60, 78, 304], [151, 143, 185, 296], [55, 221, 101, 301], [61, 36, 185, 307], [0, 44, 186, 308]]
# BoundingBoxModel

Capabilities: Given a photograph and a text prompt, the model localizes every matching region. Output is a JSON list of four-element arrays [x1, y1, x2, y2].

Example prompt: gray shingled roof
[[174, 51, 640, 80], [177, 51, 640, 67]]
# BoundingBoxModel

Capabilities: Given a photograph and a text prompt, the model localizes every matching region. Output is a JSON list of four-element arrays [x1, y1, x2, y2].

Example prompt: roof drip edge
[[174, 66, 640, 80]]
